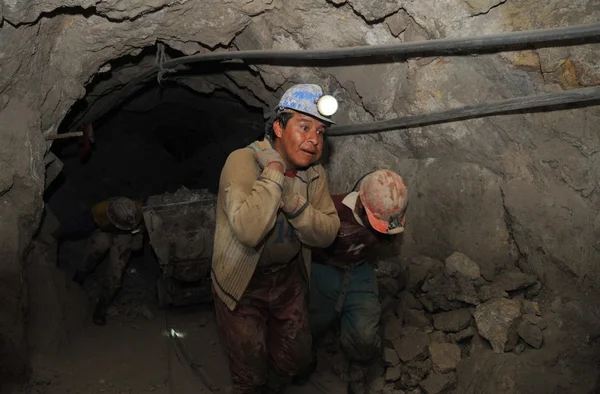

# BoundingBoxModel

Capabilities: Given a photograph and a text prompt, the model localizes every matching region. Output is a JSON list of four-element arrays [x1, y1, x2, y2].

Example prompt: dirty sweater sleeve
[[219, 148, 285, 248], [286, 167, 340, 248]]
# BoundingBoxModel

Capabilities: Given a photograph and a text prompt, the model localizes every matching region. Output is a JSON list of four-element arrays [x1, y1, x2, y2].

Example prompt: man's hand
[[281, 177, 307, 215], [255, 148, 286, 173]]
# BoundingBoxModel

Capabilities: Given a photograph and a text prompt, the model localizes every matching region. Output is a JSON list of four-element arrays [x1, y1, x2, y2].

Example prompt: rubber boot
[[292, 352, 317, 386], [263, 369, 292, 394], [93, 296, 110, 325], [346, 362, 369, 394]]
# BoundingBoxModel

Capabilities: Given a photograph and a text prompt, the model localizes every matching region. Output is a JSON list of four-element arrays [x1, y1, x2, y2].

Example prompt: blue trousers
[[309, 262, 382, 363]]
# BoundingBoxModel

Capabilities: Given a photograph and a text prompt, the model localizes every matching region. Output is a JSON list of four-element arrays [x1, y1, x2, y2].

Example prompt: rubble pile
[[371, 252, 546, 394]]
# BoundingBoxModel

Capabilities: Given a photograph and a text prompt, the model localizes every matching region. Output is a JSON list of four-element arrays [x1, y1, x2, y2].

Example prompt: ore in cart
[[142, 187, 217, 309]]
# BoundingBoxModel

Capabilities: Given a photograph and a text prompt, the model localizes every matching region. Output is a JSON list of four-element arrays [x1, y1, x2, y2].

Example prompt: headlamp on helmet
[[275, 84, 339, 124]]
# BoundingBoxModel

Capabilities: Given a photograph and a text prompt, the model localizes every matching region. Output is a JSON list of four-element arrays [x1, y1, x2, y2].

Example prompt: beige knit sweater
[[211, 139, 340, 311]]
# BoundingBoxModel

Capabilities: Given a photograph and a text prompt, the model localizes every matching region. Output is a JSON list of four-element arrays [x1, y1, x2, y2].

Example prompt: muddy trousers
[[309, 263, 382, 384], [212, 261, 312, 394], [74, 232, 133, 322]]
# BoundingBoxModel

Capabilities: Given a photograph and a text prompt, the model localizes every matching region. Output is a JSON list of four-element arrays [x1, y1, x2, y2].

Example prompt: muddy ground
[[13, 240, 347, 394]]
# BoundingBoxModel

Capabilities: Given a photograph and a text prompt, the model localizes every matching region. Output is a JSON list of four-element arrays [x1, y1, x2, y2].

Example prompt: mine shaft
[[1, 1, 600, 394]]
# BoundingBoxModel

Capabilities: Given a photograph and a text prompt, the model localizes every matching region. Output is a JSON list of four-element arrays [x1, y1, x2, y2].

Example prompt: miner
[[310, 169, 408, 394], [211, 84, 341, 393], [53, 197, 145, 325]]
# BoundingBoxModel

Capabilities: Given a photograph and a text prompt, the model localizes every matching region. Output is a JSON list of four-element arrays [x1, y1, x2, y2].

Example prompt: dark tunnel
[[44, 59, 266, 323]]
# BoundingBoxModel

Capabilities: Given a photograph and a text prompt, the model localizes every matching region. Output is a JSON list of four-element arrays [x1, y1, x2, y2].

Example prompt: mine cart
[[142, 187, 217, 309]]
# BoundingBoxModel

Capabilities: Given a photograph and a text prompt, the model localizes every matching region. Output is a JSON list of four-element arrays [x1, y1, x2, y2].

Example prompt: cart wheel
[[157, 278, 168, 310]]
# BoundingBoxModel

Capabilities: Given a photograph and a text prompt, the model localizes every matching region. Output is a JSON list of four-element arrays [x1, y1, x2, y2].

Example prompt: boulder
[[474, 298, 522, 353], [445, 252, 481, 280], [429, 343, 462, 373], [432, 309, 473, 332], [516, 320, 543, 349], [393, 329, 431, 362]]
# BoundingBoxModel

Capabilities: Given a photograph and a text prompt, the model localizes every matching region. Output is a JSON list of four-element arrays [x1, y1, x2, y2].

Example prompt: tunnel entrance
[[28, 63, 270, 392], [38, 49, 265, 353]]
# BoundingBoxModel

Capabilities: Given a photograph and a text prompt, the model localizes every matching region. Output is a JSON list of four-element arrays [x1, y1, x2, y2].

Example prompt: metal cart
[[142, 187, 217, 309]]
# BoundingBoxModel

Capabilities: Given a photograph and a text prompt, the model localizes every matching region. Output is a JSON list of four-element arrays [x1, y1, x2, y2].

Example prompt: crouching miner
[[211, 84, 341, 393], [310, 170, 408, 394], [53, 197, 145, 325]]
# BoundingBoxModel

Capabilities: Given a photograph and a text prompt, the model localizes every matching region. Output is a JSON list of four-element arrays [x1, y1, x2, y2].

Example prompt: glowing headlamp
[[317, 95, 338, 117], [165, 328, 186, 338]]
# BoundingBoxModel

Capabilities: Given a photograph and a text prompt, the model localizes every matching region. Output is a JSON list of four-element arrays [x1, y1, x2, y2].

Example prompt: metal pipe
[[45, 131, 84, 140], [70, 22, 600, 131], [327, 86, 600, 136], [159, 22, 600, 65]]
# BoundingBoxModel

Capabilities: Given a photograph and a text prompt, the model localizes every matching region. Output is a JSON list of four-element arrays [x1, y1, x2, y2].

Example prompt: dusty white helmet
[[106, 197, 141, 231]]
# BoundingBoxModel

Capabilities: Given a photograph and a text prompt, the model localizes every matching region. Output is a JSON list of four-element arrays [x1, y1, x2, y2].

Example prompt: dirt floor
[[14, 241, 348, 394]]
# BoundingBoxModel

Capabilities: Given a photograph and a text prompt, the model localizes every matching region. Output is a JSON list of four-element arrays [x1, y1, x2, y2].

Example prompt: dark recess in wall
[[47, 84, 265, 227]]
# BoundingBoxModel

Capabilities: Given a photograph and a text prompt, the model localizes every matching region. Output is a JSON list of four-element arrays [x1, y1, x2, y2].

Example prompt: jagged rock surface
[[1, 0, 600, 389]]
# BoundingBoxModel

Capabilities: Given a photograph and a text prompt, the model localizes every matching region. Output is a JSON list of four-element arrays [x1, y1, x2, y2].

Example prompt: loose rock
[[368, 363, 386, 384], [522, 314, 547, 330], [370, 377, 386, 392], [376, 258, 402, 278], [419, 372, 457, 394], [429, 331, 449, 344], [385, 365, 402, 382], [521, 300, 541, 316], [477, 284, 508, 302], [444, 252, 481, 280], [405, 256, 444, 292], [383, 383, 405, 394], [494, 271, 538, 292], [525, 282, 543, 298], [514, 341, 526, 354], [418, 296, 435, 313], [432, 309, 472, 332], [399, 291, 424, 310], [469, 332, 492, 355], [384, 347, 400, 367], [455, 276, 480, 305], [385, 318, 404, 341], [516, 320, 543, 349], [421, 274, 464, 311], [504, 322, 519, 353], [380, 277, 401, 300], [474, 298, 522, 353], [453, 326, 477, 342], [398, 360, 432, 390], [429, 343, 462, 373], [404, 309, 433, 332], [393, 329, 430, 362]]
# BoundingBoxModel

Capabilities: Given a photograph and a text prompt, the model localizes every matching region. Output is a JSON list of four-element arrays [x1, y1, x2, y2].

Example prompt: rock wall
[[0, 0, 599, 386]]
